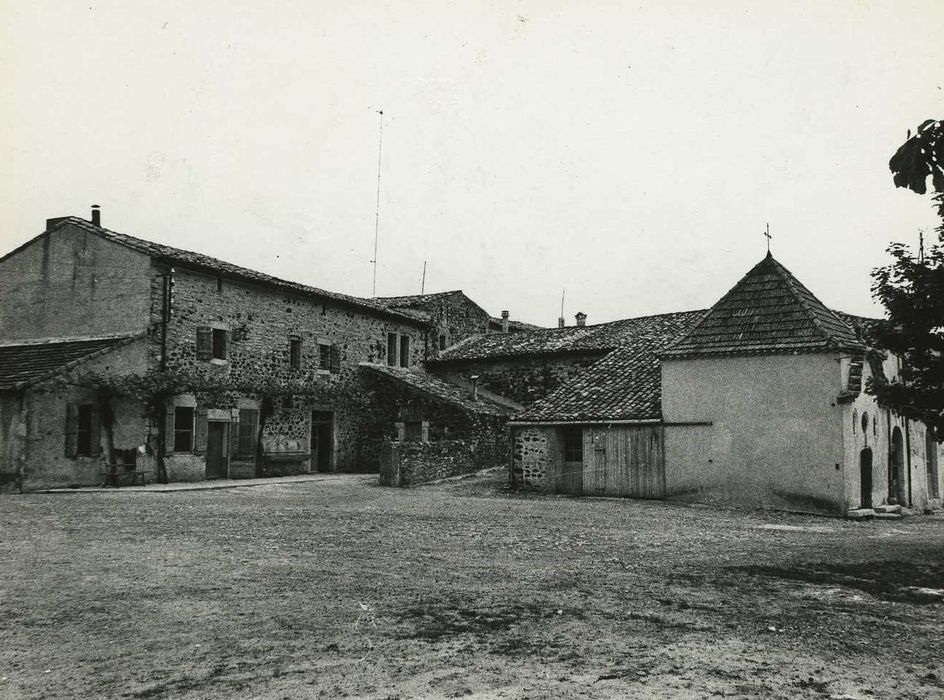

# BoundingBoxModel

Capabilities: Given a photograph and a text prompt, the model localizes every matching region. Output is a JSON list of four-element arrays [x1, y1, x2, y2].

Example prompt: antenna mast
[[421, 260, 427, 294], [371, 109, 384, 297]]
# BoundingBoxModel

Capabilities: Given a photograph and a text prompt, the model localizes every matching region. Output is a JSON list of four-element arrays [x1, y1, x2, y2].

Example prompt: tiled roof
[[512, 338, 664, 423], [374, 291, 464, 307], [661, 254, 864, 358], [0, 336, 139, 391], [36, 218, 429, 326], [359, 363, 512, 416], [434, 310, 707, 362]]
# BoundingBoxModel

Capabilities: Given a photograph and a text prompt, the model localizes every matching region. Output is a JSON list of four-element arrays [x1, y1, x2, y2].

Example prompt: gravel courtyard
[[1, 472, 943, 699]]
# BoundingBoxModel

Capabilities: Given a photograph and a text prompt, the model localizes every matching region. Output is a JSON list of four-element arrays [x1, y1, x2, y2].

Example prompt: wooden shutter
[[196, 327, 213, 360], [64, 402, 78, 458], [194, 407, 208, 455], [164, 405, 176, 456], [229, 415, 240, 458], [330, 344, 342, 373], [89, 404, 102, 457]]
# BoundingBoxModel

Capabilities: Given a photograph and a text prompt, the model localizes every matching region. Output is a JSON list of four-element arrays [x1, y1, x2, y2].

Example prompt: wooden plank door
[[205, 422, 228, 479]]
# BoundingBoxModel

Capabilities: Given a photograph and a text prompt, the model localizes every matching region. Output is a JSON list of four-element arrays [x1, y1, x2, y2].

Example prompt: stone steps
[[846, 504, 906, 520]]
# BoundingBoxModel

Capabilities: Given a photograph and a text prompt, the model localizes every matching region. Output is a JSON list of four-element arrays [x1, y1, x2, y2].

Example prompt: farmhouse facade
[[0, 213, 515, 490]]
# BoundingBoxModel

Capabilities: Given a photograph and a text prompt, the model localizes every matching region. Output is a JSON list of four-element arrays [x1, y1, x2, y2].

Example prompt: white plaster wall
[[662, 353, 846, 514]]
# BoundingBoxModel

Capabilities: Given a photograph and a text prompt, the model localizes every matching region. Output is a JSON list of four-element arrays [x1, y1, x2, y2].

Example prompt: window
[[319, 343, 331, 370], [399, 335, 410, 368], [439, 333, 447, 351], [852, 410, 857, 434], [237, 409, 259, 459], [563, 427, 583, 464], [387, 333, 398, 366], [212, 329, 228, 360], [174, 407, 195, 452], [283, 395, 295, 409], [290, 337, 302, 369], [861, 412, 869, 435], [76, 404, 94, 456]]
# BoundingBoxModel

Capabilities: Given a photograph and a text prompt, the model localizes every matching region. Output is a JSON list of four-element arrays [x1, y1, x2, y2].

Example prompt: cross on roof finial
[[764, 222, 772, 254]]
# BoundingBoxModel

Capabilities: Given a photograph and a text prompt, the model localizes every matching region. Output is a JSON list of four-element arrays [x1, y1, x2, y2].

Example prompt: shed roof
[[359, 363, 512, 415], [18, 218, 428, 326], [434, 309, 707, 362], [512, 337, 665, 423], [661, 253, 864, 358], [0, 335, 140, 391]]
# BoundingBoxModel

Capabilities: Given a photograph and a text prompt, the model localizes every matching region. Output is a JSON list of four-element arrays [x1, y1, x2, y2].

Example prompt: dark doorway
[[206, 421, 228, 479], [559, 427, 584, 495], [311, 411, 334, 473], [927, 432, 940, 500], [859, 448, 873, 508], [890, 427, 906, 505]]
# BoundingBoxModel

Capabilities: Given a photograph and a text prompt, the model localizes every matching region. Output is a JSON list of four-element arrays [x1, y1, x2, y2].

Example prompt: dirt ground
[[1, 471, 943, 699]]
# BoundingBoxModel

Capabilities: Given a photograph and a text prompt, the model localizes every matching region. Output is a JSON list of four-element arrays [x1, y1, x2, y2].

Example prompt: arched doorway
[[860, 448, 873, 508], [927, 431, 940, 500], [889, 427, 906, 505]]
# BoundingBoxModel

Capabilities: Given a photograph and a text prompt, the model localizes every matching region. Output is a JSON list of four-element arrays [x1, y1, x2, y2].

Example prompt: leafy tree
[[868, 119, 944, 438]]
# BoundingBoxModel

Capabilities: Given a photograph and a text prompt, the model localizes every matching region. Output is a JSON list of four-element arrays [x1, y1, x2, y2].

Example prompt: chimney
[[558, 316, 565, 328], [575, 312, 587, 327], [90, 205, 101, 226], [501, 310, 510, 333]]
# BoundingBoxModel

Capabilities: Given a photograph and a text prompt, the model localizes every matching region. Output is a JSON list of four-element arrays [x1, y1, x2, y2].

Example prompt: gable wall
[[662, 353, 847, 514], [0, 223, 152, 340]]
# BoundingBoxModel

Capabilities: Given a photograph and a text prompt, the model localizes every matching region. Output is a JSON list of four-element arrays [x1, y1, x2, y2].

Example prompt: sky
[[2, 1, 943, 326]]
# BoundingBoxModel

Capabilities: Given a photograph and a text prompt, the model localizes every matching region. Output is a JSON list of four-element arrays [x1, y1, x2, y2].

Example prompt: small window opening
[[386, 333, 398, 366], [319, 343, 331, 370], [439, 334, 447, 351], [212, 329, 228, 360], [76, 404, 94, 456], [399, 335, 410, 368], [861, 412, 869, 435], [174, 407, 195, 452], [563, 427, 583, 463], [289, 337, 302, 369]]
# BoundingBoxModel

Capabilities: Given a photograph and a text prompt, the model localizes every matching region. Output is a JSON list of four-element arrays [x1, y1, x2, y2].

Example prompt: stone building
[[507, 253, 943, 516], [0, 212, 510, 490]]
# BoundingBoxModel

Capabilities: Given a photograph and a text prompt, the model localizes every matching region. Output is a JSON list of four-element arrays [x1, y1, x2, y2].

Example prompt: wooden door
[[859, 448, 873, 508], [206, 422, 228, 479], [311, 411, 333, 473]]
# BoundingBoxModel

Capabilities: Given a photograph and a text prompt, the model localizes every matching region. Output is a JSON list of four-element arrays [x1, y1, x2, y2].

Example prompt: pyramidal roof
[[661, 253, 864, 358]]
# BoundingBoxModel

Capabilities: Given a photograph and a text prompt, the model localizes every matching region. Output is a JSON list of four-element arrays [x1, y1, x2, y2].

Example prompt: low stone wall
[[380, 439, 494, 487]]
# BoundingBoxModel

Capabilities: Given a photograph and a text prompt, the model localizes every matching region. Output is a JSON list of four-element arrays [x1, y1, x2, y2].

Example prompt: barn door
[[588, 429, 607, 495]]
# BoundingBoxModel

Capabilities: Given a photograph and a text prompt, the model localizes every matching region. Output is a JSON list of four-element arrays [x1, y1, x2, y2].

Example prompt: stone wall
[[381, 439, 496, 486], [155, 264, 433, 473], [430, 353, 604, 406], [512, 426, 558, 491], [359, 367, 509, 473]]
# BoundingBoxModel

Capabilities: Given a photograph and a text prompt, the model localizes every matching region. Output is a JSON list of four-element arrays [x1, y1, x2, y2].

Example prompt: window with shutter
[[174, 407, 195, 452], [386, 333, 397, 366], [330, 344, 341, 374], [64, 403, 78, 458], [237, 409, 259, 459], [196, 327, 213, 360]]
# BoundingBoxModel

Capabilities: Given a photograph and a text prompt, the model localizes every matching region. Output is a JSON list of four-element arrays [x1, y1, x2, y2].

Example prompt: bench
[[100, 465, 152, 488]]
